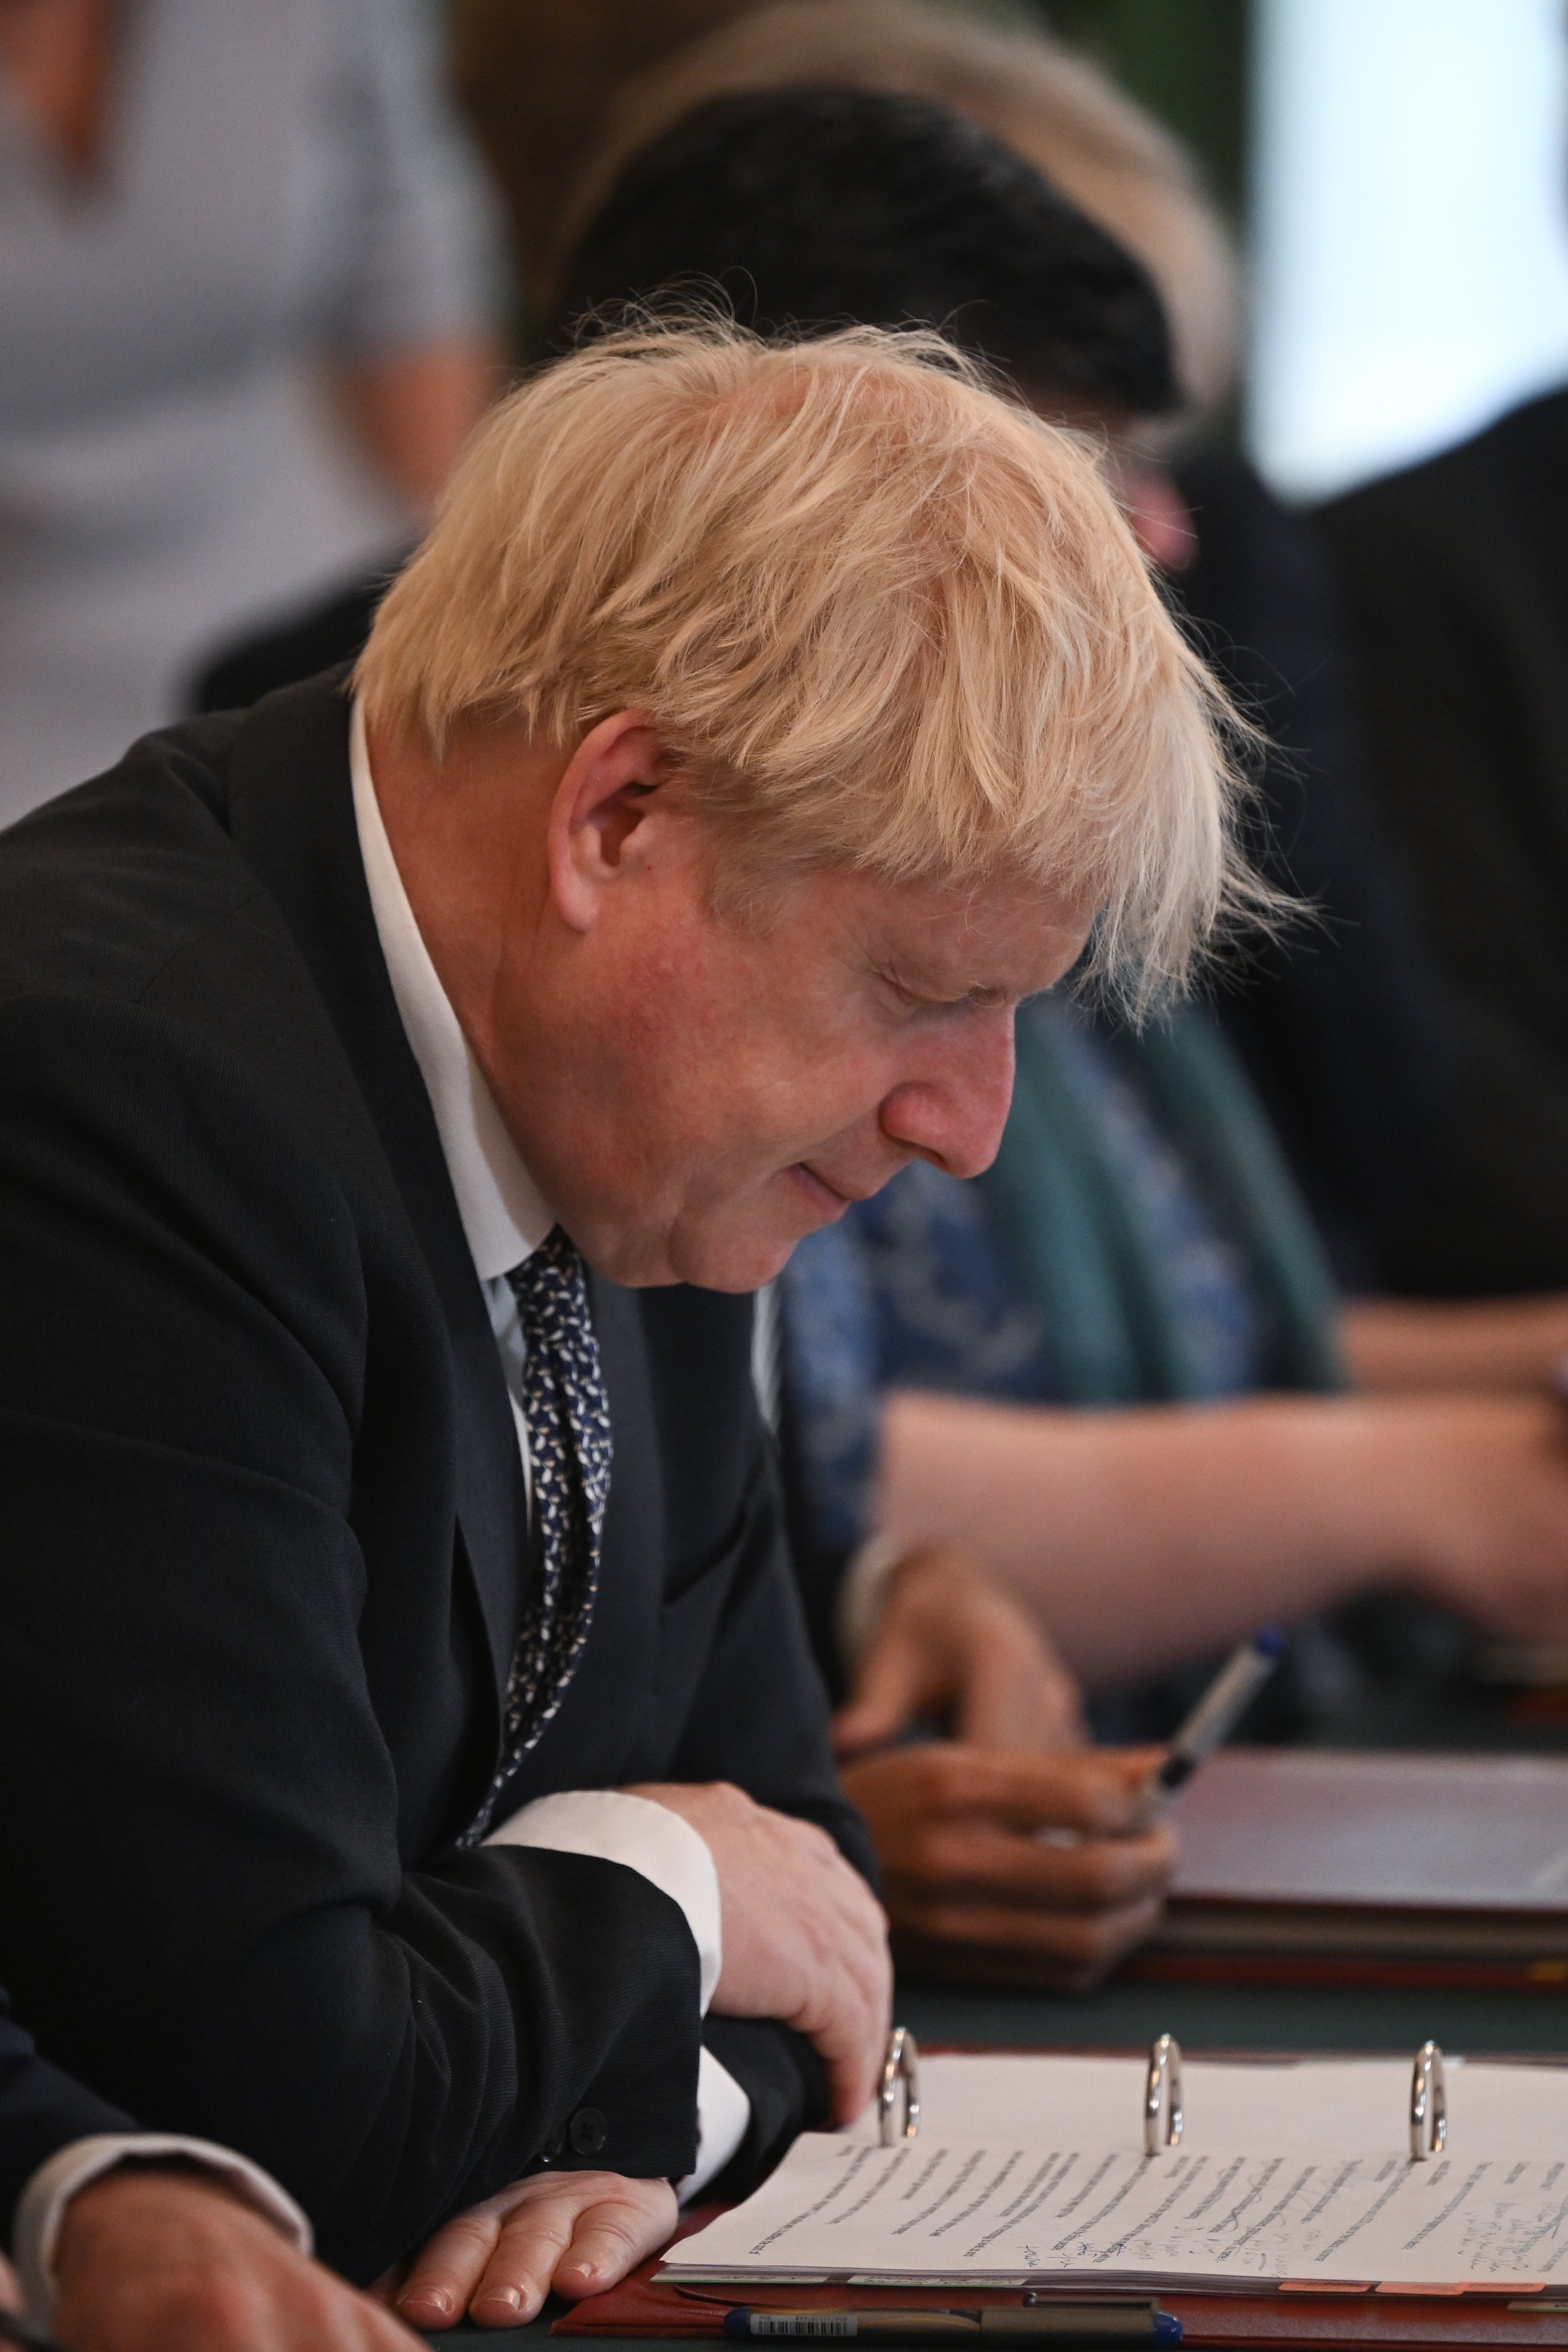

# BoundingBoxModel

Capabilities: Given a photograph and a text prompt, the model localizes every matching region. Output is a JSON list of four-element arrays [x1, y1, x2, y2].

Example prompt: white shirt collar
[[349, 697, 553, 1281]]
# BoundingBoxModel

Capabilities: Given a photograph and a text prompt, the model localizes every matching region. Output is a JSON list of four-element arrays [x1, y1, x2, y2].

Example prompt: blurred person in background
[[544, 73, 1568, 1985], [473, 0, 1460, 1300], [1314, 382, 1568, 1298], [0, 0, 501, 820]]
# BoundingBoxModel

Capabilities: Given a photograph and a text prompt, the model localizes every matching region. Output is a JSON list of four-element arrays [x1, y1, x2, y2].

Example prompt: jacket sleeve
[[0, 997, 702, 2282], [0, 1995, 136, 2255], [646, 1297, 879, 2178]]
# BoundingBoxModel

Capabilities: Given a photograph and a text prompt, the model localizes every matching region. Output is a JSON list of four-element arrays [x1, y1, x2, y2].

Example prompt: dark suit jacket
[[1316, 387, 1568, 1294], [0, 1994, 136, 2253], [0, 675, 868, 2280], [1170, 450, 1455, 1292]]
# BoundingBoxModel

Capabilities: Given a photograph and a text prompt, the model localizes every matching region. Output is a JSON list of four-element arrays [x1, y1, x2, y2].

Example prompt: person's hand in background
[[829, 1545, 1169, 1991], [387, 2169, 677, 2332], [832, 1542, 1084, 1758], [841, 1745, 1174, 1993], [1390, 1394, 1568, 1640], [51, 2165, 421, 2352]]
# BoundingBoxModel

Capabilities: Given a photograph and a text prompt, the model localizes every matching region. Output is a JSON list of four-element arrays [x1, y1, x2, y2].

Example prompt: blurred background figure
[[454, 0, 1568, 1306], [1313, 382, 1568, 1297], [0, 0, 503, 820], [460, 0, 1467, 1305], [540, 62, 1568, 1981]]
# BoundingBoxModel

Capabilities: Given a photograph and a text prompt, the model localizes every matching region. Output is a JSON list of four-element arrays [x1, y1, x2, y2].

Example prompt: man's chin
[[664, 1207, 823, 1294], [675, 1235, 802, 1293]]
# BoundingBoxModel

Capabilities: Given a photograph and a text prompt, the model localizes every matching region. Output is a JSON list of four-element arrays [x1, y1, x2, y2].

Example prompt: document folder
[[554, 2048, 1568, 2347], [1150, 1751, 1568, 1970]]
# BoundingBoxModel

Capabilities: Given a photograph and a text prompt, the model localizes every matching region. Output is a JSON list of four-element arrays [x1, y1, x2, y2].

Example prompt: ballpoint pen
[[1145, 1628, 1284, 1801], [723, 2305, 1182, 2341]]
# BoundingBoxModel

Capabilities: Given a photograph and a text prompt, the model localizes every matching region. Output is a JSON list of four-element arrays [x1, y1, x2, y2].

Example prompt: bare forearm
[[1342, 1295, 1568, 1394], [873, 1388, 1568, 1688], [329, 336, 502, 511]]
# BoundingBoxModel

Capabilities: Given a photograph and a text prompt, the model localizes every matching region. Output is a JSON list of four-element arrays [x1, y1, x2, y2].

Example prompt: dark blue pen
[[722, 2306, 1182, 2341], [1150, 1628, 1284, 1798]]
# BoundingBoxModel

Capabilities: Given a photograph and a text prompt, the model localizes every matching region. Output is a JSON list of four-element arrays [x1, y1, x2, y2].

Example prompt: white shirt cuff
[[835, 1533, 912, 1672], [15, 2134, 311, 2329], [485, 1788, 723, 2012], [677, 2048, 752, 2204]]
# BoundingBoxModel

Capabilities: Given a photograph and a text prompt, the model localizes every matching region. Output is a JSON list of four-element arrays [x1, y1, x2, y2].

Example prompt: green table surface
[[426, 1966, 1568, 2347]]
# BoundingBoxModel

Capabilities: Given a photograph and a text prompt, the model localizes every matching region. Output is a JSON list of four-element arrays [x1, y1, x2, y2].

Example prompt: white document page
[[669, 2129, 1568, 2288]]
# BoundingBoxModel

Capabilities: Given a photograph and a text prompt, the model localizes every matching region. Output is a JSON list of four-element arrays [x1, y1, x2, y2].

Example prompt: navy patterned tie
[[463, 1225, 613, 1845]]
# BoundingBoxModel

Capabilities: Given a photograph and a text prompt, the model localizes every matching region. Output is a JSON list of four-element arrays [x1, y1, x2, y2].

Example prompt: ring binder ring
[[1410, 2040, 1447, 2161], [1144, 2034, 1183, 2156], [879, 2024, 921, 2145]]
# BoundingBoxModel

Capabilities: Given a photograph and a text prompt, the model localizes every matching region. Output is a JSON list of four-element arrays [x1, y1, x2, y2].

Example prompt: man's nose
[[878, 1016, 1016, 1179]]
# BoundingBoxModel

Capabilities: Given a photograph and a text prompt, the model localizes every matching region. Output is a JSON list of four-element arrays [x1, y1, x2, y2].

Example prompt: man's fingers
[[786, 1864, 893, 2124], [549, 2182, 680, 2303], [393, 2210, 502, 2329], [467, 2196, 582, 2328], [802, 1915, 895, 2125], [420, 2175, 679, 2328]]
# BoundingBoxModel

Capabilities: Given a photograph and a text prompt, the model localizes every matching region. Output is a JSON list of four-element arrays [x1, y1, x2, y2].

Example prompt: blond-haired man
[[0, 324, 1238, 2325]]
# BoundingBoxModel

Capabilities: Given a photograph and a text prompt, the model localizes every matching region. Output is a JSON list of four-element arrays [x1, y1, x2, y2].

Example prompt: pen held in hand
[[1147, 1629, 1284, 1803]]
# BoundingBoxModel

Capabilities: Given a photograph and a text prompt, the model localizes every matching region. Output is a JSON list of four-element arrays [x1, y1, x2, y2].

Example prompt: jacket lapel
[[218, 675, 526, 1710]]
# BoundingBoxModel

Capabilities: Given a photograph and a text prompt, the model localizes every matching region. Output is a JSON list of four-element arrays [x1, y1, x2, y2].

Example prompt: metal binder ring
[[1144, 2033, 1183, 2155], [1410, 2040, 1447, 2161], [878, 2025, 921, 2145]]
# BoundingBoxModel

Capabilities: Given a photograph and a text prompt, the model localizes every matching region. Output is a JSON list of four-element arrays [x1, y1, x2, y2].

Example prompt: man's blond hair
[[554, 0, 1238, 412], [356, 320, 1253, 1008]]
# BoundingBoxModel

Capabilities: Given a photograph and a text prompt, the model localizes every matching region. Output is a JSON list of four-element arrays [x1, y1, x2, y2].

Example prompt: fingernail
[[480, 2286, 522, 2313], [402, 2288, 454, 2319]]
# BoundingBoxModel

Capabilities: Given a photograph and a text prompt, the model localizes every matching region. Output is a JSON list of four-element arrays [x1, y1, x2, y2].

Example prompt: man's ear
[[546, 710, 675, 934]]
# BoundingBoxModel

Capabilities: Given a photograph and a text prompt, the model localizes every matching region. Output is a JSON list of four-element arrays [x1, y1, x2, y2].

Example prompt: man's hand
[[387, 2171, 677, 2331], [832, 1544, 1084, 1757], [840, 1745, 1173, 1993], [624, 1781, 892, 2124], [51, 2165, 419, 2352]]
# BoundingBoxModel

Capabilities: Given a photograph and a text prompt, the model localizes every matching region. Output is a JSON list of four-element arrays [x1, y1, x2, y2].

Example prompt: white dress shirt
[[350, 699, 750, 2196], [15, 2136, 312, 2329]]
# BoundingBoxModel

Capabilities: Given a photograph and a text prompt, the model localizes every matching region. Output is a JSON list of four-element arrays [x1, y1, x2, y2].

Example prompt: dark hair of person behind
[[548, 85, 1179, 416]]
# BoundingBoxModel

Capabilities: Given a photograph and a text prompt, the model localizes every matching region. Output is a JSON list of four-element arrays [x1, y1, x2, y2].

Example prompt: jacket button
[[568, 2107, 607, 2156], [538, 2126, 565, 2165]]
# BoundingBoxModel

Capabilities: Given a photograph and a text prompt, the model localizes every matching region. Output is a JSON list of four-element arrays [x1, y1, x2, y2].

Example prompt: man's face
[[492, 812, 1091, 1291]]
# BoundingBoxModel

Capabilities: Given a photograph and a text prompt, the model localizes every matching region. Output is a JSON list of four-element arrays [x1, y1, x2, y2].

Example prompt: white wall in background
[[1247, 0, 1568, 501]]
